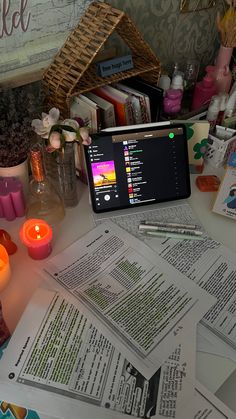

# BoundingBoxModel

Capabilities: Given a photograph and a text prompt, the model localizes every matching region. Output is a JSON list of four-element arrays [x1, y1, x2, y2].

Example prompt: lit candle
[[0, 244, 11, 292], [20, 219, 53, 260]]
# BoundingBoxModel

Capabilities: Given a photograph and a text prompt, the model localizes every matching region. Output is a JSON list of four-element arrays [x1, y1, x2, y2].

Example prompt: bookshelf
[[43, 1, 161, 117]]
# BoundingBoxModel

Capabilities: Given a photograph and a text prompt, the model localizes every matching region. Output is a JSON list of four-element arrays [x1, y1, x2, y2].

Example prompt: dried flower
[[32, 108, 91, 155], [0, 83, 43, 168]]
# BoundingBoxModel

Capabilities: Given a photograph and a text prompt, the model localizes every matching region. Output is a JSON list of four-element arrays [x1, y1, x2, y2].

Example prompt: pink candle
[[0, 199, 4, 217], [20, 219, 53, 260], [0, 190, 16, 221], [9, 179, 25, 216], [0, 177, 25, 220]]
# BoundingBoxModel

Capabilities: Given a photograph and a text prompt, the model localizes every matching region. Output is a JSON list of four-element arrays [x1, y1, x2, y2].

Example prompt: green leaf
[[194, 152, 202, 160], [185, 123, 194, 140], [59, 124, 76, 132], [49, 124, 63, 136]]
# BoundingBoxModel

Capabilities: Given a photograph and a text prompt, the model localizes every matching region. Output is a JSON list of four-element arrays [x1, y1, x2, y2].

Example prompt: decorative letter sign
[[0, 0, 90, 85]]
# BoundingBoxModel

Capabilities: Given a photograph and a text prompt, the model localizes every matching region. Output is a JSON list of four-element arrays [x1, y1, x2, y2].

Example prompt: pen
[[139, 224, 203, 236], [140, 220, 198, 230], [140, 230, 204, 241]]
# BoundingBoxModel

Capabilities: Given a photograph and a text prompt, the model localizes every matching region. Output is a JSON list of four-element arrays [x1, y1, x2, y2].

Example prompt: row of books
[[70, 82, 156, 132]]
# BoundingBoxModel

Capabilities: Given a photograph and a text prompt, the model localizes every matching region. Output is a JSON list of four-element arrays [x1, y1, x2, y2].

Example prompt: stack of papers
[[0, 208, 235, 418]]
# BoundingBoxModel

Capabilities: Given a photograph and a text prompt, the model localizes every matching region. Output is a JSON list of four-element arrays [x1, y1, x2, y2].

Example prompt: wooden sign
[[0, 0, 91, 88]]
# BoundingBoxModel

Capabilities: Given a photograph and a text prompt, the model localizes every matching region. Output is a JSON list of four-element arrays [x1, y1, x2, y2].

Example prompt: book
[[70, 94, 101, 181], [93, 85, 133, 126], [70, 95, 101, 133], [114, 82, 151, 124], [122, 77, 163, 122], [212, 152, 236, 220], [83, 91, 116, 128]]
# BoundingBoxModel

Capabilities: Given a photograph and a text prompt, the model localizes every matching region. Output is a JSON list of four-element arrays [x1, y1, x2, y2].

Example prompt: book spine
[[125, 99, 135, 125], [103, 106, 116, 128]]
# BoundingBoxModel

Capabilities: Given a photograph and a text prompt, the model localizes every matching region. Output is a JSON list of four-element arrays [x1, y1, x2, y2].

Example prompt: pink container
[[191, 74, 216, 110], [214, 45, 233, 94], [163, 89, 183, 115]]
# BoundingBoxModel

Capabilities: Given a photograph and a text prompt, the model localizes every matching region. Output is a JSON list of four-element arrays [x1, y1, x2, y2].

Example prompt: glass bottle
[[55, 142, 79, 207], [183, 60, 199, 110], [26, 144, 65, 226]]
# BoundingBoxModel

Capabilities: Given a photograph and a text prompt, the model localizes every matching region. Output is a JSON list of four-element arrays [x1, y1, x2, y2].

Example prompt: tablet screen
[[84, 124, 191, 213]]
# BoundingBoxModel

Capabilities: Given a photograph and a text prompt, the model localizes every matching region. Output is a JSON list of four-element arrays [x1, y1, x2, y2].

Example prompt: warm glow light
[[0, 244, 11, 291], [20, 219, 53, 260], [35, 225, 41, 239]]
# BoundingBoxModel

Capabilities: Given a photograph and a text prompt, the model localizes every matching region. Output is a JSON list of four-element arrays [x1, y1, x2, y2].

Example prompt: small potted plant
[[0, 84, 43, 196], [0, 120, 34, 198]]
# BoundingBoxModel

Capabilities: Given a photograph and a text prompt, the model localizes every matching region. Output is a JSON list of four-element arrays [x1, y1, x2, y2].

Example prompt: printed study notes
[[0, 288, 197, 419], [43, 221, 214, 379], [97, 201, 236, 362], [1, 288, 233, 418]]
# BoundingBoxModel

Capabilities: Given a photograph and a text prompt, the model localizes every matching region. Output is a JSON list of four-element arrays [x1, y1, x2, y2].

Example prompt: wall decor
[[0, 0, 92, 88]]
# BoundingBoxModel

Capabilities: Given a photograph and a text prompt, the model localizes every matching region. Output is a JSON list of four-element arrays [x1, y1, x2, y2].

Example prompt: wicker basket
[[43, 1, 161, 117]]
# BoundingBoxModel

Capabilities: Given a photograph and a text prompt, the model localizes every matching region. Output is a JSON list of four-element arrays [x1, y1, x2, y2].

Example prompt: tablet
[[84, 123, 191, 213]]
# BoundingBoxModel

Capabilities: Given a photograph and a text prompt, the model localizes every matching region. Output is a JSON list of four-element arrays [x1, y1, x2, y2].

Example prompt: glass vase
[[44, 143, 78, 207]]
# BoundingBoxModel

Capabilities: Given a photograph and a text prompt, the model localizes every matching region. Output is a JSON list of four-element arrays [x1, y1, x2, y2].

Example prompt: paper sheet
[[193, 382, 235, 419], [97, 203, 236, 362], [43, 221, 215, 379], [0, 288, 197, 419]]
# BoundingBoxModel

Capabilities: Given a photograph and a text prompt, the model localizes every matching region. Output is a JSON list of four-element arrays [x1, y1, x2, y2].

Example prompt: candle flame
[[34, 225, 41, 240], [0, 258, 4, 268]]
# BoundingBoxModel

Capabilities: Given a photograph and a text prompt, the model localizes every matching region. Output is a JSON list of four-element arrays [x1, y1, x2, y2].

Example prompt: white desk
[[1, 165, 236, 413]]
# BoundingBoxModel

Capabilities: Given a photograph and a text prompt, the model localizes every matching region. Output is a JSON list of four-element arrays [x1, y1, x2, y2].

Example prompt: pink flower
[[31, 108, 92, 154], [79, 127, 92, 145], [49, 131, 61, 149]]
